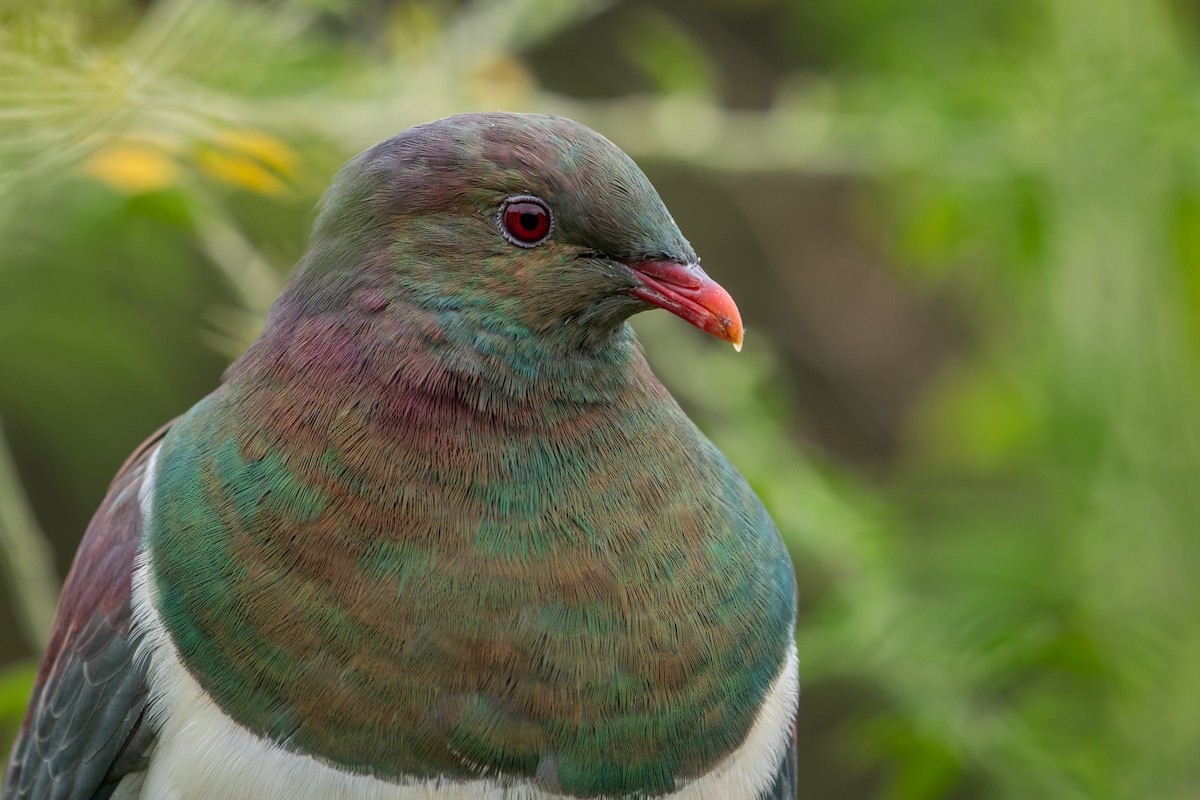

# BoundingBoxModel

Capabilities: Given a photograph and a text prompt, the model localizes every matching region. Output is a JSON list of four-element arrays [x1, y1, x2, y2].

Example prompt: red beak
[[627, 260, 745, 350]]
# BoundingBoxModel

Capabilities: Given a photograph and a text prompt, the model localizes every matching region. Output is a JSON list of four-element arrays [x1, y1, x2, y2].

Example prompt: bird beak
[[627, 260, 745, 351]]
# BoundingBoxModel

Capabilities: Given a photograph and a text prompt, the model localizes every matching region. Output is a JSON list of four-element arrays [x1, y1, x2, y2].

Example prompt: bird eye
[[499, 196, 553, 247]]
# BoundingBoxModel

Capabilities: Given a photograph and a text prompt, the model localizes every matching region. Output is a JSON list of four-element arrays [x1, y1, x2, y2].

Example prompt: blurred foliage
[[0, 661, 34, 758], [2, 0, 1200, 798]]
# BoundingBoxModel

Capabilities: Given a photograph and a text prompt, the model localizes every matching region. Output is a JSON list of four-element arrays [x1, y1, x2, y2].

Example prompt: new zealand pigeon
[[3, 113, 798, 799]]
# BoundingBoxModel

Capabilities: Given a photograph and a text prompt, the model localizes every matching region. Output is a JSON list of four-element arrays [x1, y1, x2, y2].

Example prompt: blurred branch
[[0, 420, 59, 652], [193, 196, 285, 317], [545, 94, 933, 176], [190, 197, 287, 357]]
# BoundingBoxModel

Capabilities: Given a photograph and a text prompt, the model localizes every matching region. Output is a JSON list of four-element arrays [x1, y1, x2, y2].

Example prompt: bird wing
[[3, 422, 173, 800]]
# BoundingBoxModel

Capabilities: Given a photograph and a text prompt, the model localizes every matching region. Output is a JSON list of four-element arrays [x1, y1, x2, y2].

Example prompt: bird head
[[299, 113, 743, 354]]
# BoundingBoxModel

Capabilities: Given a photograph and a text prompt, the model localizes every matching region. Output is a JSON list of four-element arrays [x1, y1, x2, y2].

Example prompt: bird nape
[[3, 112, 797, 800]]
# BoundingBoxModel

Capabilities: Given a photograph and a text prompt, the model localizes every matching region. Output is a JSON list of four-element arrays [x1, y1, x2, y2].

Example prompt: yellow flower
[[214, 129, 298, 179], [84, 142, 180, 194], [195, 129, 298, 196]]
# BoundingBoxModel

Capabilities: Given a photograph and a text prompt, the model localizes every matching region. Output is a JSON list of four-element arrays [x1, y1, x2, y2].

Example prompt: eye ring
[[498, 195, 554, 247]]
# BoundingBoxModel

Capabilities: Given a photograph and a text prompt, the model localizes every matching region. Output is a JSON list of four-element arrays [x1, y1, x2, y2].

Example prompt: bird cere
[[4, 113, 798, 800]]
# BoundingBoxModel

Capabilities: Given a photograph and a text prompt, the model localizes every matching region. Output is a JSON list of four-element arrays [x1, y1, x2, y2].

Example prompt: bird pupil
[[520, 212, 539, 231]]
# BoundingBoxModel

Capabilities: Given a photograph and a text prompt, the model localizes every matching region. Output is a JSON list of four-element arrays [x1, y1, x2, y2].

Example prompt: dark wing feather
[[758, 725, 797, 800], [3, 423, 172, 800]]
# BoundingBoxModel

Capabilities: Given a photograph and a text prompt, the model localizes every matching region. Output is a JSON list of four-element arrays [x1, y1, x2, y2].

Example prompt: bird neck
[[226, 268, 649, 421]]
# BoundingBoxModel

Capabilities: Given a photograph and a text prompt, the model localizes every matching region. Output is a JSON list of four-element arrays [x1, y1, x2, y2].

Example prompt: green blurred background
[[2, 0, 1199, 797]]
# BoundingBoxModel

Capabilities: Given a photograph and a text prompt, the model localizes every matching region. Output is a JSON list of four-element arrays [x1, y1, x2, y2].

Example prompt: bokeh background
[[2, 0, 1199, 797]]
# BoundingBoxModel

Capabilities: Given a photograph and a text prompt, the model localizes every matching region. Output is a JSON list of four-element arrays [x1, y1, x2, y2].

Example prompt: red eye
[[500, 197, 552, 246]]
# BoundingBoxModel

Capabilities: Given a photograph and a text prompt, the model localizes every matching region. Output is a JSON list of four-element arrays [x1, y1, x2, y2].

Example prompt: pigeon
[[3, 112, 798, 800]]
